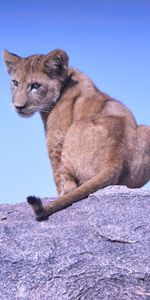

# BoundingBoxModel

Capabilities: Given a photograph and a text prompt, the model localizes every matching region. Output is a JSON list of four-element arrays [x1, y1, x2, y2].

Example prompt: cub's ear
[[44, 49, 69, 78], [3, 50, 21, 75]]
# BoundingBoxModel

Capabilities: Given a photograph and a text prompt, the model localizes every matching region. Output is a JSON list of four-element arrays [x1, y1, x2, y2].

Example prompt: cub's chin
[[17, 111, 35, 118]]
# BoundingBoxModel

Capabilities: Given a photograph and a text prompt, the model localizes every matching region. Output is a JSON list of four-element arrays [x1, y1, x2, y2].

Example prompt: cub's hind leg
[[124, 125, 150, 188], [135, 125, 150, 187]]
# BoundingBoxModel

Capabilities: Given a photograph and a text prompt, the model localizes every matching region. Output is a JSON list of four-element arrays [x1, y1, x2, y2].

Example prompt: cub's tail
[[27, 159, 122, 220]]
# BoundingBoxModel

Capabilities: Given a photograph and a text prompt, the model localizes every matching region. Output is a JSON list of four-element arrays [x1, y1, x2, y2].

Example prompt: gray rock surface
[[0, 186, 150, 300]]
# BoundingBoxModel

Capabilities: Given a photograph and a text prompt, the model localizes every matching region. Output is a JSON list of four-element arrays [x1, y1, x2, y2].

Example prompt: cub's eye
[[31, 82, 41, 90], [12, 80, 19, 87]]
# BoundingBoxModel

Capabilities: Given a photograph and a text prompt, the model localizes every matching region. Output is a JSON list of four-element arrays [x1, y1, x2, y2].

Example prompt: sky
[[0, 0, 150, 204]]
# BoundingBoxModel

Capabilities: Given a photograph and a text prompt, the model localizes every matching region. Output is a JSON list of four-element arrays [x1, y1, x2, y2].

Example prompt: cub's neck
[[40, 67, 108, 134]]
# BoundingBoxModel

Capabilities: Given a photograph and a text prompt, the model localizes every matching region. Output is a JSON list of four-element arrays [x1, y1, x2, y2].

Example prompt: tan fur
[[4, 49, 150, 220]]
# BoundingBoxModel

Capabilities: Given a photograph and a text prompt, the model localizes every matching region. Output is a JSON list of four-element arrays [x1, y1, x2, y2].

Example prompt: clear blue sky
[[0, 0, 150, 204]]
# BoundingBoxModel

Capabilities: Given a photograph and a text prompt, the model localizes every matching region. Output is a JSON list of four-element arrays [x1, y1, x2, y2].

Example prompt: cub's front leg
[[47, 145, 62, 195], [60, 169, 78, 195], [50, 155, 78, 196]]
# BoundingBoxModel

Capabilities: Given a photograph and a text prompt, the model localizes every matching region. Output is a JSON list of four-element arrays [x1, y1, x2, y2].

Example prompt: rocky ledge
[[0, 186, 150, 300]]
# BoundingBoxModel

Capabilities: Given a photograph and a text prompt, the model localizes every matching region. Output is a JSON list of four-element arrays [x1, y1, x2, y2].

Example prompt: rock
[[0, 186, 150, 300]]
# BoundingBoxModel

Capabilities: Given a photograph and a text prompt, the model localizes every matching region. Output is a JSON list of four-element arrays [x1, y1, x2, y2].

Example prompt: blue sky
[[0, 0, 150, 203]]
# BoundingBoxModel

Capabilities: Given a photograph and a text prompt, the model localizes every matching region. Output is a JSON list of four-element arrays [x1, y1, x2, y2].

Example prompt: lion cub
[[4, 49, 150, 220]]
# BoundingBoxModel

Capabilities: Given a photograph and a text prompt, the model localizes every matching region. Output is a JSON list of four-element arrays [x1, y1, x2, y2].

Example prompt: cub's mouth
[[14, 103, 54, 116], [14, 106, 35, 118]]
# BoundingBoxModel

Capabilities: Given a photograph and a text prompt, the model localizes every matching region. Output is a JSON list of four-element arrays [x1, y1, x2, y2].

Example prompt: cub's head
[[3, 49, 69, 117]]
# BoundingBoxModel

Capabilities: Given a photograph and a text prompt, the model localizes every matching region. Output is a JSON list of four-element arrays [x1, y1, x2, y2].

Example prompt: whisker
[[29, 104, 54, 113]]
